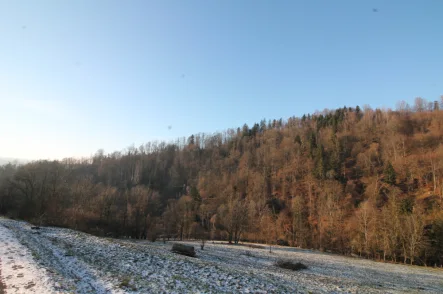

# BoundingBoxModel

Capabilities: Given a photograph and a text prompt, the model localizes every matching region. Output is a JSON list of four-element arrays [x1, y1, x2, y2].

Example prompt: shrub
[[200, 239, 205, 250], [276, 239, 289, 246], [275, 259, 307, 271]]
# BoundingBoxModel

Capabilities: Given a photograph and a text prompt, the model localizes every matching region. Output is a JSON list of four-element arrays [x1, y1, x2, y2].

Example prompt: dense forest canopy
[[1, 97, 443, 266]]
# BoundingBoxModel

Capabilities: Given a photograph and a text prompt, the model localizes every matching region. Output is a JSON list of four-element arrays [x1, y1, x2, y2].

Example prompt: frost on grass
[[1, 218, 443, 293]]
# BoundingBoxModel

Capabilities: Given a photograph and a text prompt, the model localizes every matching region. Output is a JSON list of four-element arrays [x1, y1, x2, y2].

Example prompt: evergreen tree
[[190, 186, 201, 203], [259, 119, 267, 133], [384, 161, 396, 185], [315, 145, 325, 180]]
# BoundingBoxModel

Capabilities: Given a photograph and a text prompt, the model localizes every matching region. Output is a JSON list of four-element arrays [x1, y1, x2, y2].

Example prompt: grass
[[118, 276, 138, 291], [119, 277, 136, 290], [65, 249, 74, 257], [31, 251, 41, 260], [243, 251, 255, 257], [275, 259, 308, 271]]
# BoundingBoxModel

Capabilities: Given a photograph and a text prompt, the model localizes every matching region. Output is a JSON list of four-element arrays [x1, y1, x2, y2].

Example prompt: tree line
[[1, 97, 443, 266]]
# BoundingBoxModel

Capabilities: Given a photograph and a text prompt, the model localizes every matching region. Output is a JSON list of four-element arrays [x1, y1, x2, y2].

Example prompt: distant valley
[[0, 157, 28, 165]]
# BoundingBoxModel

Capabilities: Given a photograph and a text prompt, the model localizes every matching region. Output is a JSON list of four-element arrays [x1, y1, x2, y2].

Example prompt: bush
[[200, 239, 205, 250], [275, 259, 307, 271], [276, 239, 289, 246]]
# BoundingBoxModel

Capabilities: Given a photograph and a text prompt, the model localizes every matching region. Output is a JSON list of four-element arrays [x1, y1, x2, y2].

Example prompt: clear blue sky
[[1, 0, 442, 160]]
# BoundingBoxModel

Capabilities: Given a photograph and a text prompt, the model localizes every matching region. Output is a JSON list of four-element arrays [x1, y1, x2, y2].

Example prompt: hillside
[[1, 98, 443, 266]]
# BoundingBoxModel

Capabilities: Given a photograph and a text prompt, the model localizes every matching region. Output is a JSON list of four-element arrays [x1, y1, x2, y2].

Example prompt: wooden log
[[171, 243, 196, 257]]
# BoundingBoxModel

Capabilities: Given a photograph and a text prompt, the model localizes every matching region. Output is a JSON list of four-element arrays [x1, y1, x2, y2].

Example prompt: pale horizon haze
[[1, 0, 442, 160]]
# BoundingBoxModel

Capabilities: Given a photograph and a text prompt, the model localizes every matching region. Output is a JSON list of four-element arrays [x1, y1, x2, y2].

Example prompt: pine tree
[[315, 145, 325, 180], [384, 161, 396, 185], [190, 186, 201, 203]]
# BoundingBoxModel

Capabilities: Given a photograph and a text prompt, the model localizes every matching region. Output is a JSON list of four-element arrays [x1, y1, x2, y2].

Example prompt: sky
[[1, 0, 442, 160]]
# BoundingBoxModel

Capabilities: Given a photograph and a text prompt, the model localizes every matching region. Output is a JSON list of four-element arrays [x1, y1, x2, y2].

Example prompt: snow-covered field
[[1, 218, 442, 293]]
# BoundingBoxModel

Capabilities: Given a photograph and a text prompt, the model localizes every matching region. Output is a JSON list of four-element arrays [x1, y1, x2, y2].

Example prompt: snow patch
[[0, 221, 54, 293]]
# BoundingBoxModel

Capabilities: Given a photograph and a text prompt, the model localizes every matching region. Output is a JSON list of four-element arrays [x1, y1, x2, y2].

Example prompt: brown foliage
[[1, 101, 443, 265]]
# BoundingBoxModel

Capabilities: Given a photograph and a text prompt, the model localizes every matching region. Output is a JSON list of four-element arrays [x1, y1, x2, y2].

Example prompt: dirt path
[[0, 222, 55, 293], [0, 219, 122, 293], [0, 260, 6, 294]]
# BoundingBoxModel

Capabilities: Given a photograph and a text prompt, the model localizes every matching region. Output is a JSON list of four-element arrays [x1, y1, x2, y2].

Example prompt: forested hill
[[1, 98, 443, 266]]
